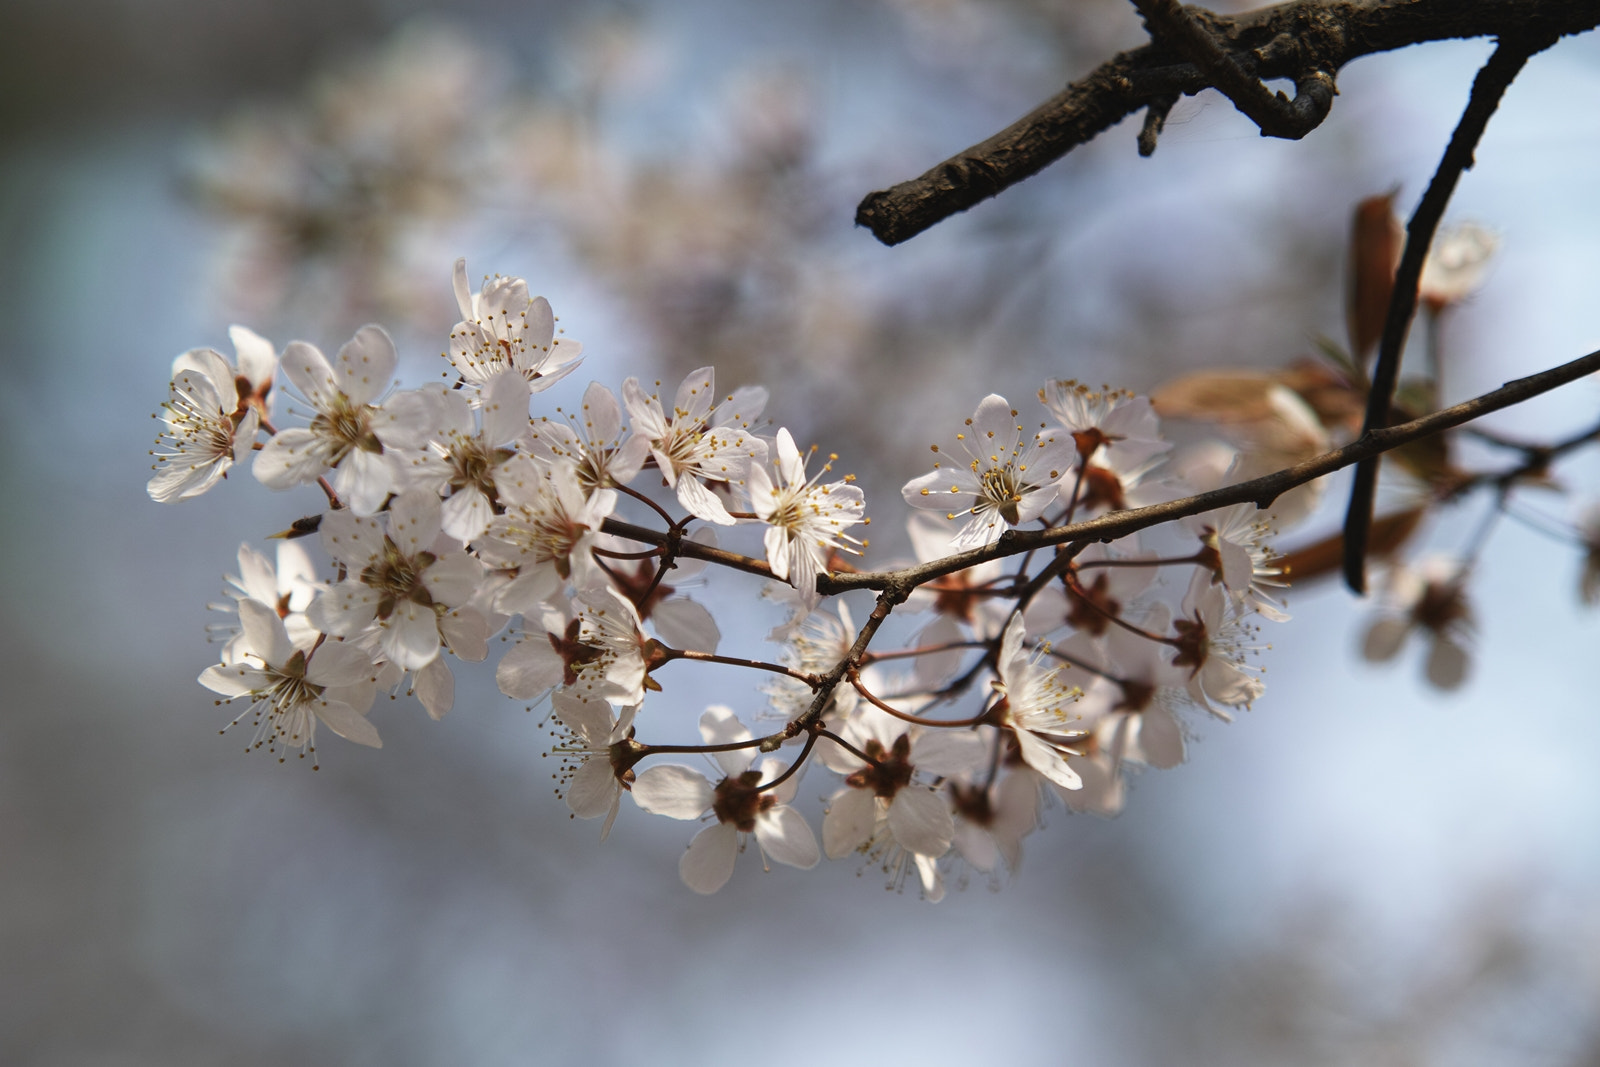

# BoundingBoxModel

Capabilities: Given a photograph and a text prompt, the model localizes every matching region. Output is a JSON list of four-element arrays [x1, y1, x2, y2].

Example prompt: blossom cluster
[[149, 257, 1298, 898]]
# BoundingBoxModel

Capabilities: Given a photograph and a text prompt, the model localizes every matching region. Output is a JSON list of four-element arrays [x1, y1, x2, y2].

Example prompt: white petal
[[280, 341, 339, 411], [378, 602, 441, 670], [386, 490, 443, 554], [320, 509, 385, 568], [333, 448, 396, 517], [552, 691, 615, 746], [1135, 706, 1185, 769], [413, 656, 454, 719], [252, 428, 329, 490], [421, 551, 484, 607], [334, 325, 397, 407], [438, 608, 489, 662], [680, 823, 737, 894], [649, 598, 720, 653], [479, 369, 531, 446], [755, 806, 819, 869], [199, 663, 267, 698], [676, 475, 737, 526], [228, 324, 277, 388], [1014, 728, 1083, 791], [823, 788, 877, 859], [306, 640, 378, 687], [306, 582, 379, 638], [495, 639, 563, 700], [440, 487, 494, 544], [567, 759, 619, 820], [631, 765, 713, 819], [887, 786, 955, 857], [314, 700, 381, 748], [238, 598, 294, 667], [698, 706, 753, 778]]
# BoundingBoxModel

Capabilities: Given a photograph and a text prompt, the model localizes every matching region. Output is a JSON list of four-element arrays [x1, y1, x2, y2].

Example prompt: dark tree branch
[[855, 0, 1598, 246], [1339, 32, 1556, 594]]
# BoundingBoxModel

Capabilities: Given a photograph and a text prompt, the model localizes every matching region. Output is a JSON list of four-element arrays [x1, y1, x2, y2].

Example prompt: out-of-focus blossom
[[1361, 556, 1474, 690], [1420, 223, 1500, 314]]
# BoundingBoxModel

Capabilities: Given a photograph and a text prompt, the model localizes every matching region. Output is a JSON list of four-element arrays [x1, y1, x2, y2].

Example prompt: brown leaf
[[1347, 192, 1404, 365]]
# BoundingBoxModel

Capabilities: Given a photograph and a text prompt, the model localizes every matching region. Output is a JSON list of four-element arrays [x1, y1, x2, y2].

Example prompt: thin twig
[[1341, 34, 1555, 593]]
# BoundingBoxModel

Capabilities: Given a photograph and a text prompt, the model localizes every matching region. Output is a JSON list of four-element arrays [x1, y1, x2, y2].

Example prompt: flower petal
[[631, 765, 713, 820], [755, 806, 819, 870], [679, 823, 737, 894]]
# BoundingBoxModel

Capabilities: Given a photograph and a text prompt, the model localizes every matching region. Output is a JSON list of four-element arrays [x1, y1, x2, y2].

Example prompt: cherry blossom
[[991, 613, 1085, 791], [310, 489, 487, 671], [902, 393, 1073, 548], [631, 707, 818, 893], [252, 325, 421, 515], [447, 258, 583, 391], [199, 599, 379, 766], [148, 347, 259, 503], [550, 692, 640, 841], [622, 367, 769, 525], [749, 428, 865, 608]]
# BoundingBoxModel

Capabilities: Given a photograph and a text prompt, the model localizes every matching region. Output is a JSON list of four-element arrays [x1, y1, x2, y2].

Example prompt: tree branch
[[819, 344, 1600, 593], [855, 0, 1599, 246]]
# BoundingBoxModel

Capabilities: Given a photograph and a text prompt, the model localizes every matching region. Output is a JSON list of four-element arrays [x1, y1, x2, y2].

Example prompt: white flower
[[309, 489, 486, 671], [523, 381, 652, 496], [902, 393, 1074, 548], [1039, 379, 1171, 472], [750, 428, 865, 608], [632, 707, 818, 894], [992, 614, 1085, 790], [252, 325, 420, 515], [819, 711, 976, 886], [1171, 580, 1265, 718], [392, 370, 528, 543], [497, 588, 652, 706], [148, 347, 259, 503], [476, 454, 617, 614], [550, 691, 640, 841], [447, 258, 583, 392], [199, 599, 379, 766], [1186, 503, 1289, 622], [764, 600, 857, 723], [622, 367, 768, 525]]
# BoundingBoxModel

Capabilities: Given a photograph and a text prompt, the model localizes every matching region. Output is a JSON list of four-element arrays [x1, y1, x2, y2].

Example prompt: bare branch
[[856, 0, 1599, 246]]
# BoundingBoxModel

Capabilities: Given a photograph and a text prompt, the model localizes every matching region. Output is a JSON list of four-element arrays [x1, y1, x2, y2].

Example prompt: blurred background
[[4, 1, 1600, 1063]]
